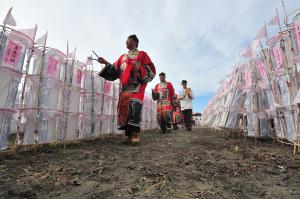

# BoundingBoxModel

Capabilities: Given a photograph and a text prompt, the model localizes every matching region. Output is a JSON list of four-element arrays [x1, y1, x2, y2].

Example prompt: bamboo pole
[[90, 55, 96, 135], [15, 25, 37, 146], [15, 48, 34, 146], [34, 32, 48, 155], [63, 46, 76, 152], [58, 42, 68, 151]]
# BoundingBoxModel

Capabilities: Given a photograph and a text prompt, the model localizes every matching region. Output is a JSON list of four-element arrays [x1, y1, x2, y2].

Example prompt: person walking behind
[[152, 72, 176, 133], [179, 80, 193, 131]]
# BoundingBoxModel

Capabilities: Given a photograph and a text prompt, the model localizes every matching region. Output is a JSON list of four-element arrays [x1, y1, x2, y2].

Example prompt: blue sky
[[0, 0, 299, 112]]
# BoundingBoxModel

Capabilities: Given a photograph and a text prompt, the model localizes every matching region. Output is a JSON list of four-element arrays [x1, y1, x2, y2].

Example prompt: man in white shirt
[[179, 80, 193, 131]]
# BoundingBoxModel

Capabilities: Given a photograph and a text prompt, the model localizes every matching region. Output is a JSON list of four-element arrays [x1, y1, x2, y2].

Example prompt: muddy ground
[[0, 127, 300, 199]]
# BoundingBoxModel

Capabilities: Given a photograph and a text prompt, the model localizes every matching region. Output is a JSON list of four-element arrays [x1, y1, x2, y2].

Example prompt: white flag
[[17, 25, 38, 41], [255, 24, 268, 40], [68, 49, 76, 59], [267, 15, 279, 26], [3, 7, 17, 26], [35, 32, 48, 46], [217, 78, 225, 84], [252, 39, 261, 49], [86, 56, 93, 65], [240, 47, 253, 58]]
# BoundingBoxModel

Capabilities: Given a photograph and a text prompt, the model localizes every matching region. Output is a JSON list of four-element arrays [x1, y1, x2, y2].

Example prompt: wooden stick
[[92, 50, 100, 58]]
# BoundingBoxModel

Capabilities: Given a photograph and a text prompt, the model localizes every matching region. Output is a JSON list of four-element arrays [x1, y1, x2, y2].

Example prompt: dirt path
[[0, 127, 300, 199]]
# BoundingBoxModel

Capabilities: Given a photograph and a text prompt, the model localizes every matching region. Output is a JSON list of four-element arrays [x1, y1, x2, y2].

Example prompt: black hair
[[128, 34, 139, 47], [159, 72, 166, 76]]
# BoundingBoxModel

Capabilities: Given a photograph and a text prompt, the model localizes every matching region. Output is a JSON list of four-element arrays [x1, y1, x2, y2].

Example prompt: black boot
[[123, 130, 132, 144], [173, 124, 179, 130], [160, 121, 167, 133]]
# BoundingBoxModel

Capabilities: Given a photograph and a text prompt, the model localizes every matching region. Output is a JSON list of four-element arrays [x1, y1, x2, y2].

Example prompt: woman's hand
[[97, 57, 108, 65]]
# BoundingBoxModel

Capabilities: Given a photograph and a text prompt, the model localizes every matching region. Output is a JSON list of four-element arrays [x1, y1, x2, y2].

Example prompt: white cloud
[[0, 0, 299, 97]]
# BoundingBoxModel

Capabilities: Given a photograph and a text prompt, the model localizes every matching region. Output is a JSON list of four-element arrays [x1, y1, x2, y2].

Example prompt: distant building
[[192, 112, 202, 126]]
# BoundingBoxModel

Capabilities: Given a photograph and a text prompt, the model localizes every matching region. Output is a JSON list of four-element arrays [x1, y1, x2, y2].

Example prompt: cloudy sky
[[0, 0, 299, 112]]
